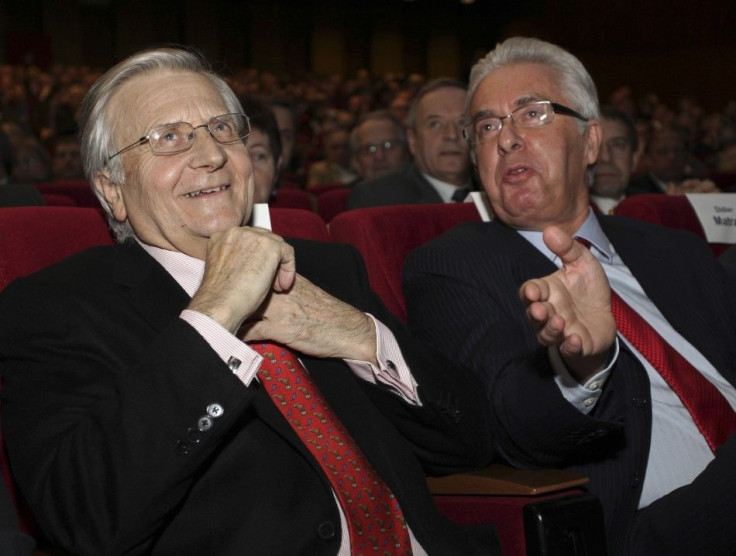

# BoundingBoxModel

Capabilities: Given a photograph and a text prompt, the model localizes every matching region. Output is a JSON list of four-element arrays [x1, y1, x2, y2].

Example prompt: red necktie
[[251, 342, 412, 555], [575, 237, 736, 451], [610, 292, 736, 451]]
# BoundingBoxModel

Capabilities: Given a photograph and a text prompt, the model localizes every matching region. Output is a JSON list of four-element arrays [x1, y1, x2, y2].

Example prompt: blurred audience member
[[591, 107, 639, 214], [349, 110, 409, 182], [52, 134, 85, 180], [12, 135, 53, 182], [306, 125, 356, 188], [241, 97, 283, 203], [627, 125, 719, 196], [348, 78, 472, 208]]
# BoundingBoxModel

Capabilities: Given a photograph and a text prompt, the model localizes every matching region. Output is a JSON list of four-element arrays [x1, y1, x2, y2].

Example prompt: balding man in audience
[[349, 110, 409, 183], [0, 46, 506, 556], [405, 37, 736, 556], [348, 78, 474, 208]]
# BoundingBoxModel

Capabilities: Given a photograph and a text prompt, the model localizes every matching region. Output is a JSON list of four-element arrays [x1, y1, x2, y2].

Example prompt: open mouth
[[184, 185, 230, 198]]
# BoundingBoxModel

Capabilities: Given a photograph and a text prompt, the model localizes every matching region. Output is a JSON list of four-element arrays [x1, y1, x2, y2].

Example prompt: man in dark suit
[[348, 78, 474, 209], [404, 37, 736, 555], [626, 125, 719, 196], [0, 47, 502, 555]]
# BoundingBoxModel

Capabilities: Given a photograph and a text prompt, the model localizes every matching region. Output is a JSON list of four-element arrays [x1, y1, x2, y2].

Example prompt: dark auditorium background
[[0, 0, 735, 111]]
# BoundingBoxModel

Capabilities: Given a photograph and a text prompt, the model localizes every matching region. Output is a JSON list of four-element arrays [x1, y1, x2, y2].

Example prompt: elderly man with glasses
[[0, 47, 510, 555], [404, 37, 736, 555]]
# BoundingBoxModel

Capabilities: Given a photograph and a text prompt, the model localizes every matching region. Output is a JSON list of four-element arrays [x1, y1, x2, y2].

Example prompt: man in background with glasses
[[348, 110, 409, 184], [0, 47, 504, 555], [349, 78, 475, 209], [405, 37, 736, 555]]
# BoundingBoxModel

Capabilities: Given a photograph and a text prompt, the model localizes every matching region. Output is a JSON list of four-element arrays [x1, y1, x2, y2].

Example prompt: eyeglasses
[[107, 113, 250, 162], [462, 100, 589, 146], [356, 139, 405, 157]]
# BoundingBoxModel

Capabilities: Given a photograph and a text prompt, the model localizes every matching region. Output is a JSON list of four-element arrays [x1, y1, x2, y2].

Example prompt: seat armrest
[[427, 463, 589, 496]]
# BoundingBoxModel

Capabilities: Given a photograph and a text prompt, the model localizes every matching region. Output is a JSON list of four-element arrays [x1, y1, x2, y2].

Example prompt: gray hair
[[349, 109, 407, 152], [407, 77, 467, 130], [467, 37, 600, 128], [79, 46, 244, 242]]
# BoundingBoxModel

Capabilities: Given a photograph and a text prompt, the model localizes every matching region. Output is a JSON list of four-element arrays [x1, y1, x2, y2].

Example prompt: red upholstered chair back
[[0, 206, 114, 536], [269, 189, 315, 211], [270, 208, 330, 242], [614, 194, 730, 256], [317, 187, 350, 223], [34, 180, 99, 208], [0, 206, 114, 291], [329, 203, 482, 321]]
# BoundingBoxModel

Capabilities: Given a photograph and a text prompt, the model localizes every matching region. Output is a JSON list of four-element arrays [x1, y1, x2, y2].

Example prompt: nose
[[497, 121, 522, 154], [443, 120, 460, 140], [598, 141, 612, 162], [190, 126, 227, 170]]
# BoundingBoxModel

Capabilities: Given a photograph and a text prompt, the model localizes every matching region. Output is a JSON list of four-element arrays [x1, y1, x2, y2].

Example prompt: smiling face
[[469, 63, 600, 234], [408, 86, 470, 186], [97, 70, 253, 259]]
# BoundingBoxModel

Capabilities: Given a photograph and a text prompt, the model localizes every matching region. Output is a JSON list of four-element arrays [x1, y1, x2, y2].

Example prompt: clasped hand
[[188, 226, 376, 363], [519, 227, 616, 383]]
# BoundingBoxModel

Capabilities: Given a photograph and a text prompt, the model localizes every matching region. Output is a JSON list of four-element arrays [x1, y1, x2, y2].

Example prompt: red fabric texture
[[615, 194, 730, 256], [329, 203, 482, 321], [252, 342, 411, 554]]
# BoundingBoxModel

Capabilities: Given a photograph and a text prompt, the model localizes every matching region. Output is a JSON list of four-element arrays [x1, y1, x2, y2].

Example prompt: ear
[[583, 120, 603, 166], [93, 169, 127, 223], [407, 128, 417, 158]]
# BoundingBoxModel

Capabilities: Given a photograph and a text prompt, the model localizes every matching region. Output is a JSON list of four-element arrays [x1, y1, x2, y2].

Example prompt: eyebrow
[[469, 94, 546, 122]]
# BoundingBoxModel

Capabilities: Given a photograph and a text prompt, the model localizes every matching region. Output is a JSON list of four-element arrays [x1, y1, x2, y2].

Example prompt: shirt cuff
[[344, 314, 421, 406], [551, 338, 619, 414], [180, 310, 262, 386]]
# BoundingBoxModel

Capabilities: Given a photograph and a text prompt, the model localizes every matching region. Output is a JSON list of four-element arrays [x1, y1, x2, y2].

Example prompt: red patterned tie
[[610, 292, 736, 451], [575, 237, 736, 451], [251, 342, 412, 555]]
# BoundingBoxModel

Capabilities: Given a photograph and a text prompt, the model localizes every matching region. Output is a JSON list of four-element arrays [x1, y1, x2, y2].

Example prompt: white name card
[[250, 203, 272, 230], [685, 193, 736, 244], [469, 191, 494, 222]]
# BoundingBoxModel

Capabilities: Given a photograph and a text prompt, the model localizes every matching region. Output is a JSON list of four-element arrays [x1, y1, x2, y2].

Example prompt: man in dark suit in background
[[348, 78, 474, 208], [0, 47, 502, 555], [404, 37, 736, 555]]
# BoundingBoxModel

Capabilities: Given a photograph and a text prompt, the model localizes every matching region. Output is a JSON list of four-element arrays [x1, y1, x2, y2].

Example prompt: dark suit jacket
[[347, 163, 444, 209], [0, 239, 498, 555], [626, 173, 665, 197], [404, 215, 736, 556], [0, 183, 43, 207]]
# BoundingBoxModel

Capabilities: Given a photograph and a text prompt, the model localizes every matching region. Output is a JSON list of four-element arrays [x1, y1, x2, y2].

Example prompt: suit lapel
[[112, 242, 190, 331]]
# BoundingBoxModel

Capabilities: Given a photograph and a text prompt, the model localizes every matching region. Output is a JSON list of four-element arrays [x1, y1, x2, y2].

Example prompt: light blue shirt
[[519, 210, 736, 508]]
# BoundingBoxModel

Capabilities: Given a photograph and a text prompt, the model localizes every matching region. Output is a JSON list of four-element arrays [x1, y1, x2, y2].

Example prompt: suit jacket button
[[317, 521, 336, 539], [186, 428, 202, 444], [632, 395, 648, 408], [175, 440, 191, 456], [207, 403, 224, 418], [197, 415, 214, 431]]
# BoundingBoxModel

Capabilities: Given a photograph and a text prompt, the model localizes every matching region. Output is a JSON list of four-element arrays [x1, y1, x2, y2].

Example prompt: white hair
[[79, 46, 244, 242], [468, 37, 600, 128]]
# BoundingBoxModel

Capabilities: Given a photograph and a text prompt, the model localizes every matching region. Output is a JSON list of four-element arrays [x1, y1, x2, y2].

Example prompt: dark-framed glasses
[[107, 112, 250, 162], [462, 100, 589, 146], [357, 139, 405, 157]]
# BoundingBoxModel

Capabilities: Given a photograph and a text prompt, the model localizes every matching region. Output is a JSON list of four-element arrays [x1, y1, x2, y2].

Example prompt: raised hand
[[240, 274, 377, 364], [519, 226, 616, 382], [188, 226, 296, 334]]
